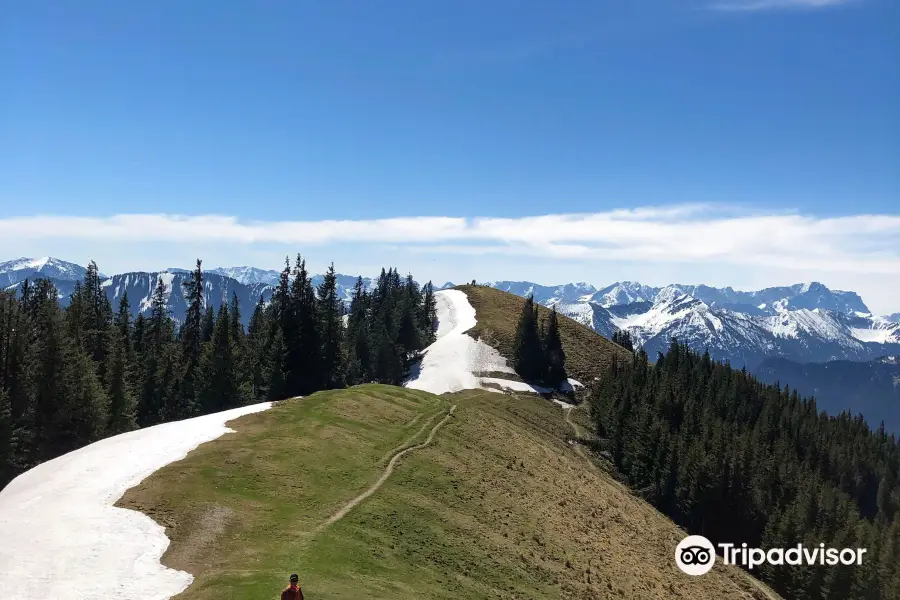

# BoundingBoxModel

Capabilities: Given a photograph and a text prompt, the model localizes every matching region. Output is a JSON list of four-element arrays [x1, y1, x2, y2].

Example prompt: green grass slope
[[120, 384, 776, 600], [456, 284, 631, 385]]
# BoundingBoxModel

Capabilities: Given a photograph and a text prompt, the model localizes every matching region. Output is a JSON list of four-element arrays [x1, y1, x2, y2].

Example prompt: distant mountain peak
[[0, 256, 90, 284]]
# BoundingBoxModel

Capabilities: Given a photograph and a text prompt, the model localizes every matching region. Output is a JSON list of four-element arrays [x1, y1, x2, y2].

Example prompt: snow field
[[0, 402, 272, 600]]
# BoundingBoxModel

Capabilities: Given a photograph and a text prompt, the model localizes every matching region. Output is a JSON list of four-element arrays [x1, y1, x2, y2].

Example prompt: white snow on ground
[[480, 377, 554, 394], [404, 290, 582, 400], [0, 402, 272, 600], [852, 326, 898, 344], [405, 290, 512, 394]]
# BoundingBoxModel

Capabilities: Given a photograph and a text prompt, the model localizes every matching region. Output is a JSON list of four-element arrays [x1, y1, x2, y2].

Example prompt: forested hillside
[[0, 257, 437, 489], [591, 341, 900, 600], [754, 356, 900, 434]]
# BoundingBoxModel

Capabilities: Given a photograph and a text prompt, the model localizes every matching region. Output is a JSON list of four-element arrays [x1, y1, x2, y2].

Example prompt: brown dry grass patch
[[456, 285, 631, 386]]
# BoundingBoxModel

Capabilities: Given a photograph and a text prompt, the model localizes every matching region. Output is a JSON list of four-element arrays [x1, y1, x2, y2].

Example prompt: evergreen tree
[[612, 329, 635, 352], [245, 296, 269, 403], [201, 305, 215, 343], [317, 263, 345, 389], [346, 277, 371, 385], [198, 304, 238, 413], [107, 294, 137, 434], [265, 327, 287, 401], [420, 281, 438, 345], [179, 259, 204, 416], [396, 275, 422, 359], [544, 306, 566, 385], [513, 295, 544, 382], [137, 277, 177, 426]]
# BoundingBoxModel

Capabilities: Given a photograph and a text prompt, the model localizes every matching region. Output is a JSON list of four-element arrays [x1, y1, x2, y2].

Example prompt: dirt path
[[315, 404, 458, 533], [378, 408, 444, 464], [564, 405, 587, 439]]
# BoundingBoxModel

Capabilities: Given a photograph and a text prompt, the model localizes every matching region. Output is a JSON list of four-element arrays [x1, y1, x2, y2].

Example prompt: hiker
[[281, 573, 304, 600]]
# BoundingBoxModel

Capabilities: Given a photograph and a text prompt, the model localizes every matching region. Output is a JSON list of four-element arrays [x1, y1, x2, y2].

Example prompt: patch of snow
[[758, 303, 767, 310], [851, 327, 898, 344], [0, 402, 273, 600], [551, 398, 575, 409], [478, 377, 553, 394], [404, 290, 513, 395], [557, 302, 594, 328], [23, 257, 52, 270], [158, 272, 175, 294], [560, 378, 583, 392]]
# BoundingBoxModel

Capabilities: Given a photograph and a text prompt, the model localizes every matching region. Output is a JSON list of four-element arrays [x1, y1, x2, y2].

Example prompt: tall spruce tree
[[198, 304, 238, 413], [420, 281, 438, 345], [346, 276, 371, 385], [107, 294, 137, 434], [317, 263, 345, 389], [179, 259, 204, 416], [513, 295, 544, 382], [245, 296, 268, 403], [544, 306, 566, 385]]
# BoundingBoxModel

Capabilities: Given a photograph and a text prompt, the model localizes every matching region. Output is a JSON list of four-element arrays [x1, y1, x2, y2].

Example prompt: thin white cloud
[[1, 207, 898, 278], [709, 0, 855, 11]]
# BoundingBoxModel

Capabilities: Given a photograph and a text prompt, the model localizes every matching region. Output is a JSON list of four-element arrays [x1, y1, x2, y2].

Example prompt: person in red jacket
[[281, 573, 304, 600]]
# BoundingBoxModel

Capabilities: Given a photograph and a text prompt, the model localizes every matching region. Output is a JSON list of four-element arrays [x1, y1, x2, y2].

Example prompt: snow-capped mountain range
[[479, 279, 900, 369], [1, 259, 389, 326], [2, 258, 897, 368]]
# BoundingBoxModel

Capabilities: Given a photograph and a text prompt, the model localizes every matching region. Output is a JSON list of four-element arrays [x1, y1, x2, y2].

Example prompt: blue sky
[[1, 0, 899, 312]]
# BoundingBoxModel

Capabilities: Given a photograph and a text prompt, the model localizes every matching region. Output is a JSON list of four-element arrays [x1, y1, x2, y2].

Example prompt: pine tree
[[346, 277, 371, 385], [317, 263, 345, 389], [612, 329, 635, 352], [396, 275, 422, 359], [420, 281, 438, 344], [265, 326, 287, 401], [83, 261, 113, 385], [513, 295, 544, 382], [198, 304, 238, 413], [287, 255, 321, 395], [544, 306, 566, 386], [137, 277, 176, 426], [107, 294, 137, 434], [179, 259, 204, 416], [245, 296, 268, 403], [201, 305, 215, 343]]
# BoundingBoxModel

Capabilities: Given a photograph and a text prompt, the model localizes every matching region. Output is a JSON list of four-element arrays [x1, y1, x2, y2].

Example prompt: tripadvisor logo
[[675, 535, 868, 576]]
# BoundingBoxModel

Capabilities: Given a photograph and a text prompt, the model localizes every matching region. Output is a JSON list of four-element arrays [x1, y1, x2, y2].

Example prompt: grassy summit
[[120, 384, 776, 600], [456, 284, 631, 384]]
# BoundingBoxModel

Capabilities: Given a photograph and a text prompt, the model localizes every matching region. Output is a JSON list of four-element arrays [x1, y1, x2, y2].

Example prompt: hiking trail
[[315, 404, 458, 533]]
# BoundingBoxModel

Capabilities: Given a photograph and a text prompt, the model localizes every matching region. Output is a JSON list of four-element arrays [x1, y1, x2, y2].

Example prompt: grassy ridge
[[456, 284, 631, 385], [121, 384, 774, 599], [119, 385, 448, 599]]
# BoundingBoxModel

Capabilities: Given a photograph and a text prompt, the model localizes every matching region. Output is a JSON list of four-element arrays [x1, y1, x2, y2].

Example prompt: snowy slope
[[0, 256, 89, 287], [404, 290, 511, 395], [0, 402, 272, 600], [208, 266, 281, 286], [404, 290, 580, 398]]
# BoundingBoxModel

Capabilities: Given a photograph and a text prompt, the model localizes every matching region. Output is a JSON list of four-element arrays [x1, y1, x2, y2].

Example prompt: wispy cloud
[[1, 206, 898, 276], [709, 0, 855, 12]]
